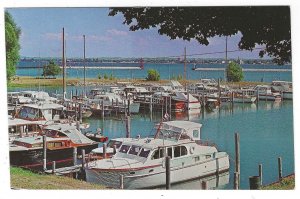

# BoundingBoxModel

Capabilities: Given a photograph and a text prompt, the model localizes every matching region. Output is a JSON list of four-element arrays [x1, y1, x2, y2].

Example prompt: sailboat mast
[[62, 27, 66, 100], [83, 35, 86, 97]]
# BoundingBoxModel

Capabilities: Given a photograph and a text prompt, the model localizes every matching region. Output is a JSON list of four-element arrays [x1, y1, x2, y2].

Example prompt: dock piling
[[249, 176, 261, 190], [201, 181, 208, 190], [73, 147, 77, 166], [259, 164, 263, 185], [79, 103, 82, 123], [52, 161, 56, 174], [235, 133, 240, 189], [278, 157, 283, 181], [81, 149, 86, 169], [43, 135, 47, 171], [234, 172, 239, 190], [165, 156, 171, 190], [120, 174, 124, 189], [103, 143, 107, 159]]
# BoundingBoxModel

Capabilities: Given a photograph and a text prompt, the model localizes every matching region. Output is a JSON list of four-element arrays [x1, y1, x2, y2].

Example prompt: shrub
[[226, 61, 244, 82], [146, 69, 160, 81]]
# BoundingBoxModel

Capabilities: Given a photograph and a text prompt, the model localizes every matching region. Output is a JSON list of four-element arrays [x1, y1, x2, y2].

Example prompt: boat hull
[[10, 143, 98, 170], [86, 153, 229, 189]]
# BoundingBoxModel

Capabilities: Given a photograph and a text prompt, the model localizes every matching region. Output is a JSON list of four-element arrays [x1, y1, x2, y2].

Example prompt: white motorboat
[[85, 121, 229, 189], [271, 81, 293, 100]]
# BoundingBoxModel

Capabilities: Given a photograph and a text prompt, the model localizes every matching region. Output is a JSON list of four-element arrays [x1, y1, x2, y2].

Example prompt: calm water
[[16, 61, 292, 82], [8, 86, 294, 190]]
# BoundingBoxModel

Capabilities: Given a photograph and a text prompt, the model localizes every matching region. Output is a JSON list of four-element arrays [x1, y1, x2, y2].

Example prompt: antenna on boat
[[83, 35, 86, 98], [224, 36, 228, 82], [62, 27, 66, 101]]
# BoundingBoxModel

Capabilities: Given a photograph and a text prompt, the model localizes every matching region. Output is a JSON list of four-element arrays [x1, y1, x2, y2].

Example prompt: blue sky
[[7, 7, 266, 59]]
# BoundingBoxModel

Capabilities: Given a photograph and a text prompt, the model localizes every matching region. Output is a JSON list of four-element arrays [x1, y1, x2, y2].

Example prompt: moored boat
[[85, 121, 229, 189], [9, 123, 98, 170]]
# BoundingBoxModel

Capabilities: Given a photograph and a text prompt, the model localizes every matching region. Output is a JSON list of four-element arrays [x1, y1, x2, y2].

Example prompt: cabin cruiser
[[8, 115, 42, 143], [85, 121, 229, 189], [171, 92, 201, 112], [253, 85, 282, 101], [9, 123, 98, 170], [271, 81, 293, 100]]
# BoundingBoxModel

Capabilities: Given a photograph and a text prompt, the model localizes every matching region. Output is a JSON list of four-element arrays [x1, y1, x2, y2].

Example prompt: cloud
[[88, 35, 112, 42], [43, 32, 61, 40], [106, 29, 128, 36]]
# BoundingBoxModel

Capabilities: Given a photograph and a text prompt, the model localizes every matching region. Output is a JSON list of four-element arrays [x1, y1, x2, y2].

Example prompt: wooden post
[[73, 147, 77, 166], [74, 103, 77, 121], [249, 176, 261, 190], [235, 133, 240, 189], [234, 172, 239, 190], [102, 100, 104, 133], [113, 145, 117, 154], [103, 143, 107, 159], [43, 135, 47, 171], [169, 96, 172, 121], [76, 121, 80, 131], [81, 149, 86, 169], [242, 91, 245, 104], [127, 99, 130, 116], [278, 157, 283, 181], [125, 115, 131, 138], [259, 164, 263, 185], [79, 103, 82, 123], [218, 78, 221, 104], [52, 161, 56, 174], [256, 90, 259, 103], [201, 181, 208, 190], [165, 156, 171, 190], [119, 174, 124, 189]]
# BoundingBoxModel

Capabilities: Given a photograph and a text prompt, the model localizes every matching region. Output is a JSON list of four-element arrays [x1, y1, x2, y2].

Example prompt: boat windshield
[[139, 148, 151, 158], [119, 144, 130, 153], [128, 145, 141, 155], [157, 129, 180, 141], [107, 140, 122, 148]]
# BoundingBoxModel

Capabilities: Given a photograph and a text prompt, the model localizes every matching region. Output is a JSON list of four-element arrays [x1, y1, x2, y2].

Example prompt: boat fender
[[190, 146, 195, 154]]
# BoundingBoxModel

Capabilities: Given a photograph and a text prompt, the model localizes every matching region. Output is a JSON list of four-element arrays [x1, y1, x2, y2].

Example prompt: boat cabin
[[16, 103, 64, 122]]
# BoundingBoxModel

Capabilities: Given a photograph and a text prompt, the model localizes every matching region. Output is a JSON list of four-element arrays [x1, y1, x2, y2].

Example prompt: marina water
[[16, 61, 292, 82], [8, 86, 294, 189]]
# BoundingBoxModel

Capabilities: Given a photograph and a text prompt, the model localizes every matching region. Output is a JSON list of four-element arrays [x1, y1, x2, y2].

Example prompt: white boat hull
[[233, 96, 256, 103], [283, 92, 293, 100], [85, 152, 229, 189]]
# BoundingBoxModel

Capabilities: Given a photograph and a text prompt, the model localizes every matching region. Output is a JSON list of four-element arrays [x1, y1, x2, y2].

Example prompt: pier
[[192, 68, 292, 72]]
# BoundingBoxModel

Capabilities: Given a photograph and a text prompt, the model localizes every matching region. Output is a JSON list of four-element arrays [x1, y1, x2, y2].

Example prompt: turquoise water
[[83, 101, 294, 189], [16, 62, 292, 82], [8, 85, 294, 189]]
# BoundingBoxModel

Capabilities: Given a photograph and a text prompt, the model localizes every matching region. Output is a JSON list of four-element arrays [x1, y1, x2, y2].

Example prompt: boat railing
[[195, 140, 217, 148]]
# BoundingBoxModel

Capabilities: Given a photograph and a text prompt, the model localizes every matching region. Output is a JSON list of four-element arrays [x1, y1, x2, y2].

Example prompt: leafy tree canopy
[[5, 11, 21, 81], [109, 7, 291, 65], [146, 69, 160, 81], [42, 60, 61, 77], [226, 62, 244, 82]]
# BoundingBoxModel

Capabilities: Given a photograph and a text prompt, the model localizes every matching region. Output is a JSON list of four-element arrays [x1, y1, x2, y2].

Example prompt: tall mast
[[62, 27, 66, 100], [184, 47, 187, 81], [83, 35, 86, 97], [225, 36, 228, 81]]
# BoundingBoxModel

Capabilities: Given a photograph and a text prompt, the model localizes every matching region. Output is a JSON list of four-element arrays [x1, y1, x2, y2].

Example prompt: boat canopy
[[43, 124, 95, 144], [159, 121, 202, 141]]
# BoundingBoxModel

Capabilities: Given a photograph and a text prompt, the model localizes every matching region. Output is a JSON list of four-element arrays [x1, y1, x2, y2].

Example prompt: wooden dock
[[45, 165, 81, 176], [62, 66, 142, 70], [193, 68, 292, 72]]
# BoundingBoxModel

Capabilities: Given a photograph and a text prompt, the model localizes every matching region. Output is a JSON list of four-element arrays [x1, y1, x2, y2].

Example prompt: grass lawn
[[10, 167, 107, 190]]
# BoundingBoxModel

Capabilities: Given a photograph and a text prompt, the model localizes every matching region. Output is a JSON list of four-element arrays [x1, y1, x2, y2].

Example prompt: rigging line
[[148, 47, 266, 59]]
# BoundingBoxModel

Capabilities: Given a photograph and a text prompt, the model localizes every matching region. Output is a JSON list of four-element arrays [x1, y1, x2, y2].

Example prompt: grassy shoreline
[[261, 174, 295, 190], [10, 167, 107, 190], [8, 76, 265, 89]]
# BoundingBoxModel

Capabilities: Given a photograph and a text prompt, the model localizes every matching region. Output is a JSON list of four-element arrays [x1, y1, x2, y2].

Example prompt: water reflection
[[155, 172, 230, 190]]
